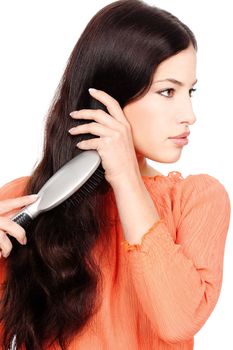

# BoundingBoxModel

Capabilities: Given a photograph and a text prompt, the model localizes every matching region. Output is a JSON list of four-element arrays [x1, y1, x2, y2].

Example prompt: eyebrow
[[152, 78, 198, 86]]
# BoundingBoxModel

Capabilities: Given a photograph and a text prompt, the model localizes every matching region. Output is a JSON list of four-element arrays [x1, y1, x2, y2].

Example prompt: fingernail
[[22, 237, 27, 245], [88, 88, 97, 94], [69, 111, 75, 117], [29, 194, 38, 200]]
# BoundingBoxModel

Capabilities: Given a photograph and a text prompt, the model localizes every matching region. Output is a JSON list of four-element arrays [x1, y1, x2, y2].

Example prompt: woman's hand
[[68, 88, 140, 186], [0, 194, 38, 258]]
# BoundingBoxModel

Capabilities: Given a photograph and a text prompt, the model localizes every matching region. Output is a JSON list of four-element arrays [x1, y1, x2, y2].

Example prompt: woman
[[0, 0, 230, 349]]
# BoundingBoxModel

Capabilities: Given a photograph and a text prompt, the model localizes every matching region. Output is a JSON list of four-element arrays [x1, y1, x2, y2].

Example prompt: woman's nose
[[178, 97, 196, 126]]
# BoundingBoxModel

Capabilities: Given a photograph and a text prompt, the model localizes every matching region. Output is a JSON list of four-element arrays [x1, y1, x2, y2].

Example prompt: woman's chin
[[166, 148, 183, 162], [149, 149, 182, 164]]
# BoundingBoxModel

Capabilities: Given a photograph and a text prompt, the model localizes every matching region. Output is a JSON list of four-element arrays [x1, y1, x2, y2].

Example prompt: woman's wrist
[[110, 168, 160, 245], [108, 165, 143, 191]]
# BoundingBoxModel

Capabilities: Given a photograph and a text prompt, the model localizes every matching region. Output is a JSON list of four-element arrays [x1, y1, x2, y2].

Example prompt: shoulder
[[178, 173, 229, 198], [157, 171, 229, 199], [173, 172, 230, 217], [0, 176, 31, 200], [147, 171, 229, 205]]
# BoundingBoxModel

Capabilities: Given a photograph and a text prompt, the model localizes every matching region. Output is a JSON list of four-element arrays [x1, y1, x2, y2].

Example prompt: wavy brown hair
[[0, 0, 197, 349]]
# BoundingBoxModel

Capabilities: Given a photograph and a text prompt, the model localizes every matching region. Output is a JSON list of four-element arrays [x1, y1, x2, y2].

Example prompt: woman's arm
[[111, 170, 161, 244], [112, 173, 231, 344]]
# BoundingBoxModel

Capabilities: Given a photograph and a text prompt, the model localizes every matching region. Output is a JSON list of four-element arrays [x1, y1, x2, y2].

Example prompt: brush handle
[[12, 211, 33, 229], [7, 211, 33, 248]]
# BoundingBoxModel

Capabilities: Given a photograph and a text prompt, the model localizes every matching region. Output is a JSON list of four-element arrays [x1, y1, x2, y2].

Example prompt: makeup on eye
[[157, 87, 197, 98]]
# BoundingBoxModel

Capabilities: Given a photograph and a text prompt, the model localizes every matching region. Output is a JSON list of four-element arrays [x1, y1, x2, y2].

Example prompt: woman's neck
[[137, 155, 163, 177]]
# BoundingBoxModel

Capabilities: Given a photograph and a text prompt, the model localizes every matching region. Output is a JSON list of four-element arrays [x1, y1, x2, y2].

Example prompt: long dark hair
[[0, 1, 197, 349]]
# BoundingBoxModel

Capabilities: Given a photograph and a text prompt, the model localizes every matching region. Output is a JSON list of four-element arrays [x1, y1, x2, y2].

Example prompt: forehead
[[153, 45, 197, 82]]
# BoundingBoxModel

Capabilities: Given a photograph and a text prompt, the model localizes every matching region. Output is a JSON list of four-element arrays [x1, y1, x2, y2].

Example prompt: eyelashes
[[190, 88, 197, 97], [158, 88, 197, 98]]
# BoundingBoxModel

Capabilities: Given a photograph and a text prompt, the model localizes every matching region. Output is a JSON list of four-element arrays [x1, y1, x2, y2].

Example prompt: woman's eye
[[158, 89, 175, 98], [158, 88, 197, 98], [189, 88, 197, 97]]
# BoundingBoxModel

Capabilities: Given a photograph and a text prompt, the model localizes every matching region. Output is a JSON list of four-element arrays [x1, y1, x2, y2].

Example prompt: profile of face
[[123, 44, 197, 164]]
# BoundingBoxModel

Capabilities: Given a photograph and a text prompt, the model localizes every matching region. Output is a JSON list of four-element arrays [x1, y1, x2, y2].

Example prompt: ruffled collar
[[141, 171, 183, 181]]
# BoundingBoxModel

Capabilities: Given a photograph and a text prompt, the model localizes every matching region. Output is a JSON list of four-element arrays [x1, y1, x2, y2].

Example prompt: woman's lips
[[169, 137, 189, 147], [168, 131, 190, 147]]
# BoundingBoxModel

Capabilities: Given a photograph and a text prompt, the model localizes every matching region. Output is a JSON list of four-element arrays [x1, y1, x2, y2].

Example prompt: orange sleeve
[[0, 176, 31, 217], [122, 174, 231, 344], [0, 177, 30, 200], [0, 177, 30, 281]]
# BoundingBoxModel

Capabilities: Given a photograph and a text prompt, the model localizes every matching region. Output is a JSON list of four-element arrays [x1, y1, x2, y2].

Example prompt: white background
[[0, 1, 232, 348]]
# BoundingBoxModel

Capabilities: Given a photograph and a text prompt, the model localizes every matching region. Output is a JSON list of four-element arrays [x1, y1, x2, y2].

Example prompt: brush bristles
[[62, 166, 105, 208]]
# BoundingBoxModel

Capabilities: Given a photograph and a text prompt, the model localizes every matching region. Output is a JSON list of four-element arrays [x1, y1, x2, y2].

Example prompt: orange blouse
[[0, 171, 231, 349]]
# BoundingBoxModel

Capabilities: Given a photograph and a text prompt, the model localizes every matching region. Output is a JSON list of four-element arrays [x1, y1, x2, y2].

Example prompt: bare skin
[[136, 155, 163, 177], [123, 44, 197, 177], [0, 195, 38, 258]]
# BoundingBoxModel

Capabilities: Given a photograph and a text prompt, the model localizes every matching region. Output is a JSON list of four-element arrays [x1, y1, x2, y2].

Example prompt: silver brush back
[[8, 150, 101, 245]]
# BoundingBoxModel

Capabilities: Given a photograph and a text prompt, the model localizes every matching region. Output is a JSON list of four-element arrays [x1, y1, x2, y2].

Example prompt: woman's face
[[123, 44, 197, 163]]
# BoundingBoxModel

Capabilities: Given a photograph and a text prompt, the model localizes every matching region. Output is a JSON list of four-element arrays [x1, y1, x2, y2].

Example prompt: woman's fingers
[[69, 108, 123, 132], [0, 229, 13, 258], [0, 216, 27, 245], [0, 217, 27, 258], [0, 194, 38, 258], [70, 88, 130, 126], [69, 122, 114, 137], [68, 88, 137, 185], [88, 88, 126, 123], [0, 194, 38, 215]]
